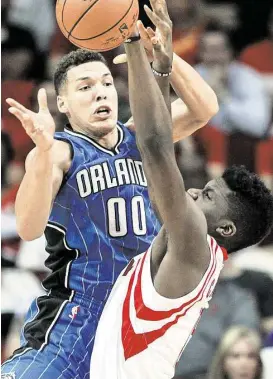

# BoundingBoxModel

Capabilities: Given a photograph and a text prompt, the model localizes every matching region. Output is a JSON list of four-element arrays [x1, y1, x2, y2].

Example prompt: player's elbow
[[17, 223, 43, 241], [201, 92, 219, 122]]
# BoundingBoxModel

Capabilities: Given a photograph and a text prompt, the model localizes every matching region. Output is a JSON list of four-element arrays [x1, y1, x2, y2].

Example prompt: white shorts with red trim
[[90, 235, 226, 379]]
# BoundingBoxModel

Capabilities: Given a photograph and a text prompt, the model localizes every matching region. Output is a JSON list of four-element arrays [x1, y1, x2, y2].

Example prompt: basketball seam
[[67, 0, 136, 41], [67, 0, 101, 38], [61, 0, 70, 35]]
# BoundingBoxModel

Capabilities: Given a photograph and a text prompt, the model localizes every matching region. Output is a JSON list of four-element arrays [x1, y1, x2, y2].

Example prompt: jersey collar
[[64, 123, 124, 156]]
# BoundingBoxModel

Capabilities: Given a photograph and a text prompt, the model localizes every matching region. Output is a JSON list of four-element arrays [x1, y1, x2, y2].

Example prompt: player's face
[[223, 338, 260, 379], [59, 61, 118, 137], [187, 178, 233, 235]]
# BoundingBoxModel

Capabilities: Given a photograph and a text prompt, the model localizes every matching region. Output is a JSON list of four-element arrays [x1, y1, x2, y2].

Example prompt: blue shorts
[[2, 293, 105, 379]]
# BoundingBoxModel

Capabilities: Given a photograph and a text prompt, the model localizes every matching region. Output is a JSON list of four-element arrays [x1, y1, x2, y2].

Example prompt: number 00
[[107, 196, 147, 237]]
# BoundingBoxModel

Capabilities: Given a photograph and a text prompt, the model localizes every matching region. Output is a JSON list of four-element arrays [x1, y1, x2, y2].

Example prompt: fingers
[[144, 4, 164, 28], [22, 113, 36, 134], [137, 20, 150, 41], [6, 98, 29, 115], [8, 107, 36, 136], [9, 107, 44, 137], [38, 88, 49, 113], [148, 0, 170, 20], [146, 27, 156, 39], [151, 35, 162, 52], [113, 54, 127, 64], [8, 107, 26, 124]]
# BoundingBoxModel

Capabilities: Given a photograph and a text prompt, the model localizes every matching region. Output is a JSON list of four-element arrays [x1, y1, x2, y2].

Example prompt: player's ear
[[57, 95, 68, 114], [216, 220, 236, 238]]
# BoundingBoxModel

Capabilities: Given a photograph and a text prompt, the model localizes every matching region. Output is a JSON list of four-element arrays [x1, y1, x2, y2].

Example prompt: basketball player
[[1, 3, 218, 378], [90, 1, 273, 378]]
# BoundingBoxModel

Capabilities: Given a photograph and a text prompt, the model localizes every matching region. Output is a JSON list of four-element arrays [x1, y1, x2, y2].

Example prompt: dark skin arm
[[125, 1, 210, 299]]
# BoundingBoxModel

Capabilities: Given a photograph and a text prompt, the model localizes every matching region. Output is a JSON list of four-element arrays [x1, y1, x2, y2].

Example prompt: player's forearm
[[153, 76, 171, 115], [15, 150, 54, 240], [171, 53, 219, 121], [124, 41, 172, 148]]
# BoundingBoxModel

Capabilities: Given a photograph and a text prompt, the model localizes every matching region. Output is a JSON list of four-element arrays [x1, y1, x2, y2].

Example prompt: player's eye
[[104, 82, 113, 87], [79, 85, 90, 91], [204, 190, 212, 200]]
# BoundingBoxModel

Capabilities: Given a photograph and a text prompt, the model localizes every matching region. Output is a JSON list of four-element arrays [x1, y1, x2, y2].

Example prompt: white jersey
[[90, 235, 227, 379]]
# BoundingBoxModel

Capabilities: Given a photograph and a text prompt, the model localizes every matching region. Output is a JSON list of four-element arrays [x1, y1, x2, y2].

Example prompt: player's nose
[[94, 83, 107, 102], [187, 188, 201, 200]]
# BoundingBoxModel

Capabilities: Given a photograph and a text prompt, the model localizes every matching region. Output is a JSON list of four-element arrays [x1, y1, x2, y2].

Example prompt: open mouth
[[94, 106, 111, 117]]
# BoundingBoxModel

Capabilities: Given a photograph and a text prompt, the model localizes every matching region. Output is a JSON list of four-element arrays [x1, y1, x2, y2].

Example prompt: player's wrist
[[151, 62, 172, 77], [35, 145, 54, 157], [124, 35, 141, 44]]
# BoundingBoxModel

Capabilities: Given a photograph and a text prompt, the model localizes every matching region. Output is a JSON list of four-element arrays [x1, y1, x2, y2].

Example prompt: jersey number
[[107, 196, 147, 237]]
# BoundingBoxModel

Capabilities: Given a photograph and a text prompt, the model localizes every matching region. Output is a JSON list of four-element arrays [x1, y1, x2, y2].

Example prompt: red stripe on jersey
[[134, 238, 217, 321], [121, 239, 219, 360], [221, 246, 228, 261]]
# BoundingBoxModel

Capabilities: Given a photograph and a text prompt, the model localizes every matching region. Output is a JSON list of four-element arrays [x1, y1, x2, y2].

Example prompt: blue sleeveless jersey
[[43, 123, 160, 302]]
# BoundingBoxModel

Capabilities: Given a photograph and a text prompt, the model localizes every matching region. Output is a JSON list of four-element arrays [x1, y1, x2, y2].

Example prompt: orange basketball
[[56, 0, 139, 52]]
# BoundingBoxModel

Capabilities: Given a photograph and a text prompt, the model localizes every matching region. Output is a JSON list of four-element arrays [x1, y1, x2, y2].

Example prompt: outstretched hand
[[114, 0, 173, 72], [6, 88, 56, 152]]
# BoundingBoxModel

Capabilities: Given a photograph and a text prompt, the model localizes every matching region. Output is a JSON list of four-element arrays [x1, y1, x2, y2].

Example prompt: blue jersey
[[2, 123, 161, 377], [43, 122, 160, 302]]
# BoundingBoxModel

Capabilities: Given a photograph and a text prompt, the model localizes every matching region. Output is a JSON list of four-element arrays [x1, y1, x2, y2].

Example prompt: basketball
[[56, 0, 139, 52]]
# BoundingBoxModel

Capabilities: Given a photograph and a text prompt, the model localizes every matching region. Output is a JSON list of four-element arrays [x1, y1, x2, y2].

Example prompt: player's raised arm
[[6, 90, 71, 241], [170, 52, 219, 142], [124, 0, 208, 265], [116, 11, 219, 141]]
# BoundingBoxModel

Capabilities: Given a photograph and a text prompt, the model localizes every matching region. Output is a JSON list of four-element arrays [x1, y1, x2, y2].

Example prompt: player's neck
[[71, 123, 119, 149], [94, 127, 119, 149]]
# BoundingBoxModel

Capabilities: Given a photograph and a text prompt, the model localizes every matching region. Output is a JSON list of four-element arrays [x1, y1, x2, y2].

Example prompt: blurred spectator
[[220, 260, 273, 334], [203, 2, 239, 32], [1, 131, 21, 267], [7, 0, 55, 53], [196, 24, 270, 138], [239, 8, 273, 193], [195, 24, 271, 176], [240, 8, 273, 99], [261, 331, 273, 379], [174, 281, 260, 379], [1, 0, 38, 81], [208, 326, 263, 379], [168, 0, 205, 65], [2, 80, 36, 163], [231, 244, 273, 280]]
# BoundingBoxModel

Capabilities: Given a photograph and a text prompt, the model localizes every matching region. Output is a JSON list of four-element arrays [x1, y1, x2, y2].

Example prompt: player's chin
[[89, 118, 117, 135]]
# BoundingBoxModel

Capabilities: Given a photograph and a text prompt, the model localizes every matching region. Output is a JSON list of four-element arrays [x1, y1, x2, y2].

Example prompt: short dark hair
[[222, 166, 273, 252], [53, 49, 108, 95]]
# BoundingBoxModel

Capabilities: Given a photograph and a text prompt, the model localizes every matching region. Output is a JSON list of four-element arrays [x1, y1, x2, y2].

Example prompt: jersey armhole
[[54, 135, 77, 181]]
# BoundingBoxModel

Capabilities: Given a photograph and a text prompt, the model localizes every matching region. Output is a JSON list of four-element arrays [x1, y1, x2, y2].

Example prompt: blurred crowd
[[1, 0, 273, 378]]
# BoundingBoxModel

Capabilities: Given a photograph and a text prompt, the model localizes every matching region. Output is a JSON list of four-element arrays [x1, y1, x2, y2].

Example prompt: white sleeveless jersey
[[90, 236, 227, 379]]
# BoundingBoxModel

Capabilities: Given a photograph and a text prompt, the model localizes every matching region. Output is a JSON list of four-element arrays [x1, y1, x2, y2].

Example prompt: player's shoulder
[[25, 139, 71, 173]]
